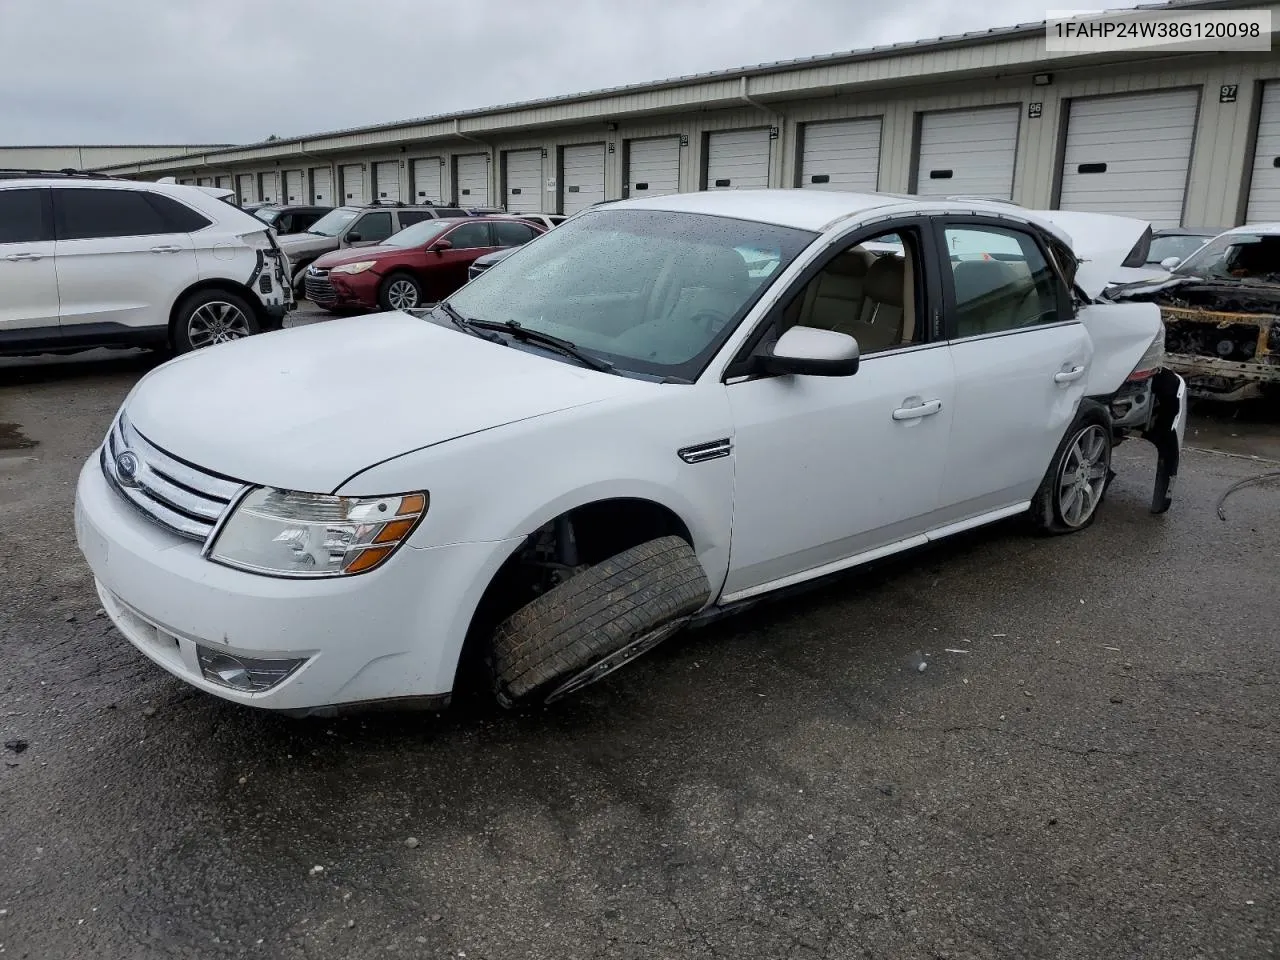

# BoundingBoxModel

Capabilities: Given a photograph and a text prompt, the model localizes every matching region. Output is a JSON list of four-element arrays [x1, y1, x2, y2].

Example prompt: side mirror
[[759, 326, 860, 377], [1159, 256, 1181, 270], [346, 232, 362, 243], [430, 240, 453, 252]]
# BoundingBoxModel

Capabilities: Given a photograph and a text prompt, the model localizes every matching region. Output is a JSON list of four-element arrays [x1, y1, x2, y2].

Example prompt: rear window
[[54, 188, 205, 240]]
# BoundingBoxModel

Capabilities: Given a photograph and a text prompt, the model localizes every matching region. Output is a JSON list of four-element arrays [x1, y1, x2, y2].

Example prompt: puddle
[[0, 422, 37, 451]]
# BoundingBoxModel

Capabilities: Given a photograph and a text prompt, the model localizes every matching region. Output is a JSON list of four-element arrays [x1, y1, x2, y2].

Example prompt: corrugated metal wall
[[116, 55, 1280, 228]]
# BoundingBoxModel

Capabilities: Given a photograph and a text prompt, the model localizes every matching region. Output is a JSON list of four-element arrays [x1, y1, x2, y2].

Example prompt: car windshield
[[1147, 234, 1210, 265], [382, 219, 453, 248], [254, 208, 281, 225], [307, 208, 359, 237], [1173, 232, 1280, 282], [445, 208, 817, 379]]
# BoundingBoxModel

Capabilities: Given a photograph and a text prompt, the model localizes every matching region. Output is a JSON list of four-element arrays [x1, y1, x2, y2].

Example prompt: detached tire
[[1030, 405, 1114, 535], [490, 535, 711, 707], [172, 289, 259, 354]]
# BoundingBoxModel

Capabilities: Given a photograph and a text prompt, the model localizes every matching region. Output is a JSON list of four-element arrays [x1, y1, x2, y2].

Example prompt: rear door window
[[54, 188, 176, 240], [0, 188, 52, 243], [494, 221, 539, 247], [396, 210, 433, 228], [144, 194, 213, 232]]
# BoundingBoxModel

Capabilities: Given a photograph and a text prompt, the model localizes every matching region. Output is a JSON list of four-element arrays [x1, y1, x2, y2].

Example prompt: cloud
[[0, 0, 1133, 145]]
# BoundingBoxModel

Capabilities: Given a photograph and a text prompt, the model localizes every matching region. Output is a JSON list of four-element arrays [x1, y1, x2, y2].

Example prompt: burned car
[[1109, 225, 1280, 402]]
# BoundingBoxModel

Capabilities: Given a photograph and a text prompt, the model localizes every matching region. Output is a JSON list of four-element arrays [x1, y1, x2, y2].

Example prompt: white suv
[[0, 171, 293, 356], [74, 189, 1186, 717]]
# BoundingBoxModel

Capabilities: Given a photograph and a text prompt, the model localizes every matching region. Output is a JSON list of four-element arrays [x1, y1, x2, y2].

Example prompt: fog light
[[197, 647, 307, 692]]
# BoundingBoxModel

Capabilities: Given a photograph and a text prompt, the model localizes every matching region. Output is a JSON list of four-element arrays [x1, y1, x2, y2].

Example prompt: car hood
[[314, 245, 405, 268], [124, 312, 636, 493], [276, 233, 339, 253], [1024, 210, 1154, 300]]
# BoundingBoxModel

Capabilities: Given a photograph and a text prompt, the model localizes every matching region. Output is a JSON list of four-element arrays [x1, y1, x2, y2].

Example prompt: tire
[[1030, 406, 1114, 535], [489, 535, 711, 707], [172, 289, 259, 354], [378, 272, 424, 312]]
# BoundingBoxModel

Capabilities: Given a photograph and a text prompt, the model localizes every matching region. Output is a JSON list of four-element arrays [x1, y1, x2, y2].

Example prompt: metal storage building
[[93, 0, 1280, 230]]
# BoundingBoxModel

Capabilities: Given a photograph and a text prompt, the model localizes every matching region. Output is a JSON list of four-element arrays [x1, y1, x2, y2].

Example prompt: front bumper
[[304, 268, 379, 309], [74, 455, 519, 712]]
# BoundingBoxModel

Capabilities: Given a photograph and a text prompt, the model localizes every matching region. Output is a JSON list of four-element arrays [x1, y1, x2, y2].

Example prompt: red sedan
[[304, 216, 545, 311]]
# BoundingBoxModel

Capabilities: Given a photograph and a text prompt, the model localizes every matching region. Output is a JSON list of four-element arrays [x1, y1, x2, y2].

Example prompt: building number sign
[[1220, 85, 1238, 103]]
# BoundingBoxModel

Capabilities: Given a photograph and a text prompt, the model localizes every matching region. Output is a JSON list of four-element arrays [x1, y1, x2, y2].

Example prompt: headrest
[[826, 248, 873, 279], [952, 258, 1019, 305], [686, 245, 750, 292], [864, 254, 905, 306]]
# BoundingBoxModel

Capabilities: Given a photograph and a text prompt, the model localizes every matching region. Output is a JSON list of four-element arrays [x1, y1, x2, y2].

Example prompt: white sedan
[[74, 189, 1186, 715]]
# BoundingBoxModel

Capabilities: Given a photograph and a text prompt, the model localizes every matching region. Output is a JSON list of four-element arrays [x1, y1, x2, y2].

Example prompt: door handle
[[1054, 364, 1086, 384], [892, 398, 943, 421], [150, 244, 183, 253], [3, 252, 43, 261]]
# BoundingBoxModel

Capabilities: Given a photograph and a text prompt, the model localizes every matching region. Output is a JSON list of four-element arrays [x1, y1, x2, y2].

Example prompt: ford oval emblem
[[115, 450, 141, 487]]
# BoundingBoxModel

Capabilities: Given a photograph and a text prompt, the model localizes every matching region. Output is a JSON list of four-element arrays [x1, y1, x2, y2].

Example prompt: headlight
[[210, 489, 428, 578], [329, 260, 377, 275]]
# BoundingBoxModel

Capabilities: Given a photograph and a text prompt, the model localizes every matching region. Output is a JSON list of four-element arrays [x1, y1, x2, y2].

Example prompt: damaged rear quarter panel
[[1076, 300, 1163, 396]]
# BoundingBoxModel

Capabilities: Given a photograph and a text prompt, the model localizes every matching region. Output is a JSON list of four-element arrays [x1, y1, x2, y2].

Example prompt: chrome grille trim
[[101, 413, 248, 542]]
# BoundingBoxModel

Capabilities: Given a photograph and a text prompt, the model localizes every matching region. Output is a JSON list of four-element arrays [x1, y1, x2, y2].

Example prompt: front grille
[[101, 414, 246, 542], [304, 268, 337, 305]]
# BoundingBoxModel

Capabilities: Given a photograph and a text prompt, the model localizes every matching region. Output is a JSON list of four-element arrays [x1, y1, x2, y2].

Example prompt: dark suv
[[276, 202, 469, 293]]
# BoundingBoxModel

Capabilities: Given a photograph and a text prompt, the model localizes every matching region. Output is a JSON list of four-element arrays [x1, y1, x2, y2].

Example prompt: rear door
[[0, 187, 58, 340], [52, 186, 201, 334], [931, 216, 1092, 525]]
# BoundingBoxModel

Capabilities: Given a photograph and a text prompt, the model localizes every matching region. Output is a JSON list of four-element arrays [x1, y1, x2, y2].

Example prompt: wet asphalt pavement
[[1, 344, 1279, 960]]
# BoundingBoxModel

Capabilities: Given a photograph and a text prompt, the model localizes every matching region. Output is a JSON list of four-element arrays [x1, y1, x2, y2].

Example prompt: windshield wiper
[[433, 302, 502, 342], [467, 319, 614, 372]]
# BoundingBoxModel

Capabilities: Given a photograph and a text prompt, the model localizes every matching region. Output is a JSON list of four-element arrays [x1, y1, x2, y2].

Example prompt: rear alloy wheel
[[173, 290, 259, 353], [1031, 409, 1113, 534], [379, 273, 423, 311]]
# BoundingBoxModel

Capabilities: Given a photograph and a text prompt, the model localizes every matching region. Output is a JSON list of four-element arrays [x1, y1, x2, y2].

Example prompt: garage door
[[311, 167, 333, 205], [456, 154, 490, 206], [706, 129, 771, 190], [1057, 89, 1199, 229], [215, 175, 230, 190], [915, 106, 1020, 199], [284, 170, 304, 204], [197, 177, 213, 187], [1246, 82, 1280, 222], [374, 161, 400, 203], [340, 164, 365, 204], [411, 157, 444, 204], [561, 143, 606, 214], [504, 149, 543, 213], [179, 178, 195, 186], [236, 174, 255, 205], [800, 118, 881, 192], [626, 137, 680, 198], [259, 171, 280, 204]]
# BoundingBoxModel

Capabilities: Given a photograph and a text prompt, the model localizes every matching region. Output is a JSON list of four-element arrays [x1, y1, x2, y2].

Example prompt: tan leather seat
[[853, 254, 909, 352], [798, 248, 873, 336]]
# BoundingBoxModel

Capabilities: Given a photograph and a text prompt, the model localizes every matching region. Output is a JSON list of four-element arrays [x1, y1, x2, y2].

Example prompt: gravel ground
[[0, 350, 1278, 960]]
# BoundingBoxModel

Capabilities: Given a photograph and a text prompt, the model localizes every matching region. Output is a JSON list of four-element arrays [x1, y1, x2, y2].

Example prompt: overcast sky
[[1, 0, 1140, 146]]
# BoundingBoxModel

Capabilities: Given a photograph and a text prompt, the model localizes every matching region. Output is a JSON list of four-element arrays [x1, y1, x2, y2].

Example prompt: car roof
[[1222, 222, 1280, 235], [604, 188, 1054, 233]]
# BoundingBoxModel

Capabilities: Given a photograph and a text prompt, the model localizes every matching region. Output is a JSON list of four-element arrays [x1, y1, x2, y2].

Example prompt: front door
[[426, 221, 496, 299], [0, 187, 59, 340], [930, 218, 1093, 524], [722, 220, 956, 600]]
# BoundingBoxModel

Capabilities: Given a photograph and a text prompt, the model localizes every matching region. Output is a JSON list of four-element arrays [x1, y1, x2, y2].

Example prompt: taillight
[[1126, 324, 1165, 382]]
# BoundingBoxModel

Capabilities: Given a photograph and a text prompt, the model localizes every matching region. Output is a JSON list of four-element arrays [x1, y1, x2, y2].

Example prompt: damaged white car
[[73, 190, 1186, 715]]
